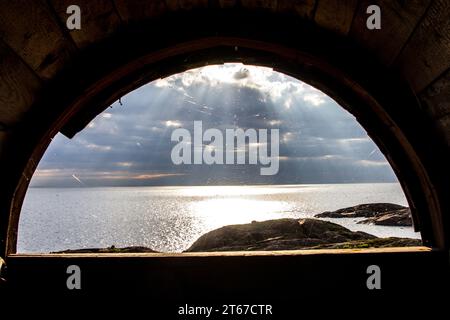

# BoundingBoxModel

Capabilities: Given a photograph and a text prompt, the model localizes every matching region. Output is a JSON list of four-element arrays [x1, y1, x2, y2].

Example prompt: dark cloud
[[31, 64, 398, 187]]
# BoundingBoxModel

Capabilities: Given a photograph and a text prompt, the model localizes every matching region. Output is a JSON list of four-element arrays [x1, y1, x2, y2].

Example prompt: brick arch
[[0, 1, 449, 257]]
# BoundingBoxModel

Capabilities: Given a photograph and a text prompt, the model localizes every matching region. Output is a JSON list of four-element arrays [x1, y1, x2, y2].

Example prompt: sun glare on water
[[190, 197, 293, 230], [175, 185, 313, 197]]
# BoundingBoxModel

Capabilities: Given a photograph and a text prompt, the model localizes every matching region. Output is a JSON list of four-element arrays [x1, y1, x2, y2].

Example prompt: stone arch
[[0, 1, 449, 256]]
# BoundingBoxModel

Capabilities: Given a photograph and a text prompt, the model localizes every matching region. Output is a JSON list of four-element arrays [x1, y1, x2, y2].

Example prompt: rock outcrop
[[185, 218, 421, 252], [314, 203, 412, 226], [306, 237, 421, 249], [315, 203, 406, 218], [54, 245, 158, 254], [357, 208, 412, 226]]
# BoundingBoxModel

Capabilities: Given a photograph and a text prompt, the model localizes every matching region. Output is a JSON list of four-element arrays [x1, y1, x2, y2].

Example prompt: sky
[[30, 63, 398, 187]]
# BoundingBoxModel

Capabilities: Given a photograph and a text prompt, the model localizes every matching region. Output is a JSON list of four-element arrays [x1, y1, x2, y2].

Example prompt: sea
[[17, 183, 421, 253]]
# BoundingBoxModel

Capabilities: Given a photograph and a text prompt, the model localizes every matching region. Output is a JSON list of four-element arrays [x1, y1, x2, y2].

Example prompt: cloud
[[84, 143, 112, 151], [356, 159, 390, 167], [155, 63, 314, 106], [133, 173, 186, 180], [233, 67, 250, 80], [30, 63, 399, 187], [33, 169, 66, 177], [339, 137, 370, 143], [116, 162, 133, 167], [303, 93, 325, 106], [165, 120, 182, 127], [279, 155, 348, 161]]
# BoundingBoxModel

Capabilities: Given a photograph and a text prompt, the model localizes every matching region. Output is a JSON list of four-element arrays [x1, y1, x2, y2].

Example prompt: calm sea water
[[17, 183, 421, 253]]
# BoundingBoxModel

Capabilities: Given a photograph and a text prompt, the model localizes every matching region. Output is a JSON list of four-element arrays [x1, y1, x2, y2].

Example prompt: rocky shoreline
[[54, 203, 419, 253], [314, 203, 413, 226], [185, 217, 420, 252], [54, 246, 158, 254]]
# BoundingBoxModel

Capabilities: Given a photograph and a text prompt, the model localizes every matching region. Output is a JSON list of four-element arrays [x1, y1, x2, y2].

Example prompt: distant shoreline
[[28, 181, 401, 189]]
